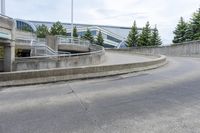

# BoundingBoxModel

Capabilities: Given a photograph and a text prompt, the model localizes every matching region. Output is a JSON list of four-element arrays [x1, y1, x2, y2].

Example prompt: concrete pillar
[[3, 19, 16, 72], [46, 35, 58, 51], [3, 42, 15, 72]]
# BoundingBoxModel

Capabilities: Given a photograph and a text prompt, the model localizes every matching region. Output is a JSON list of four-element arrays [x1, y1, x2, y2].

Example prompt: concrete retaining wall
[[0, 16, 13, 30], [15, 30, 36, 40], [111, 41, 200, 57], [46, 36, 58, 51], [13, 51, 105, 71], [0, 54, 166, 87], [58, 44, 90, 53]]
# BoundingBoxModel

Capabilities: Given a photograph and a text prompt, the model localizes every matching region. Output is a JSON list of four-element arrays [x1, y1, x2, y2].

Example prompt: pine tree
[[36, 24, 49, 38], [50, 21, 67, 36], [173, 17, 188, 43], [73, 26, 78, 38], [138, 21, 151, 46], [150, 25, 162, 46], [126, 21, 139, 47], [82, 28, 94, 44], [190, 8, 200, 40], [185, 23, 193, 41], [96, 31, 104, 46]]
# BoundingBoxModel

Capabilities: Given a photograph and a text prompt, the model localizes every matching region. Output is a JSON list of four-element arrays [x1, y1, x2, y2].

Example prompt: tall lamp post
[[71, 0, 74, 39], [1, 0, 5, 15]]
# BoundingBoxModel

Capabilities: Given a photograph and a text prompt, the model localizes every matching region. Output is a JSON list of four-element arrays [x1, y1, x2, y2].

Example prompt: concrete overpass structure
[[2, 15, 200, 133], [0, 15, 106, 72], [0, 15, 15, 72]]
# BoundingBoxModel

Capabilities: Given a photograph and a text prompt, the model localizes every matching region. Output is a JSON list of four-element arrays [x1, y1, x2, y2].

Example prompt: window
[[107, 35, 121, 43], [16, 20, 34, 32], [91, 30, 97, 36]]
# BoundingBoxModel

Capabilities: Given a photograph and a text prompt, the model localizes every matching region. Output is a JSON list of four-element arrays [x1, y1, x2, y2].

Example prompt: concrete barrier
[[12, 44, 105, 71], [58, 44, 90, 53], [111, 41, 200, 57], [13, 51, 105, 71], [0, 54, 167, 87]]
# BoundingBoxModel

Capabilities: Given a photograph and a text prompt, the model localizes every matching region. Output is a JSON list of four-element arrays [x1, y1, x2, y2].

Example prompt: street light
[[1, 0, 5, 15], [71, 0, 74, 39]]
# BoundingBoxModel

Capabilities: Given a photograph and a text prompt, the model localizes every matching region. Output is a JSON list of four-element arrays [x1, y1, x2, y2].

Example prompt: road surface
[[1, 57, 200, 133]]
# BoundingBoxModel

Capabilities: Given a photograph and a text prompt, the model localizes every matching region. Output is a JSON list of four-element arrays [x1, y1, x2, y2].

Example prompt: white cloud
[[4, 0, 200, 44]]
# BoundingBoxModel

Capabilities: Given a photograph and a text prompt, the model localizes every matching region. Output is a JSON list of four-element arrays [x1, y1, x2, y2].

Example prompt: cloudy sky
[[2, 0, 200, 44]]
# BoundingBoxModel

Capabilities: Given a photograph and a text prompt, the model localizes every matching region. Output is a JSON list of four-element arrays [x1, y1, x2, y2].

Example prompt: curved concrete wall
[[12, 45, 105, 71], [111, 41, 200, 57], [0, 54, 166, 87]]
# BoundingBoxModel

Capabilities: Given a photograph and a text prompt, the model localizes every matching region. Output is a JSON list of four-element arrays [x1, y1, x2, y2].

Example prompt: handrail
[[15, 36, 104, 58], [15, 43, 104, 60], [57, 36, 91, 46], [15, 49, 104, 60]]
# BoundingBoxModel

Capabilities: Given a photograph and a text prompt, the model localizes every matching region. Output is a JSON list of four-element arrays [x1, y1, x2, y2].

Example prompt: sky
[[2, 0, 200, 45]]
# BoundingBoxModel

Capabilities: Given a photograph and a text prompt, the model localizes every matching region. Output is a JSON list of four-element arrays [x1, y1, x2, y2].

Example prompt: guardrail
[[15, 36, 104, 58], [57, 36, 90, 46], [15, 44, 104, 60]]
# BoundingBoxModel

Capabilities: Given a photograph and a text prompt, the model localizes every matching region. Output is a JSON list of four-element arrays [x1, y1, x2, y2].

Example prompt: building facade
[[29, 20, 135, 48], [14, 19, 144, 48]]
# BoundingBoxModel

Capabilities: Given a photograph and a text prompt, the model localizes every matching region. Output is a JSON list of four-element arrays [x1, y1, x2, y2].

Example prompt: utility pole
[[1, 0, 5, 15], [71, 0, 74, 39]]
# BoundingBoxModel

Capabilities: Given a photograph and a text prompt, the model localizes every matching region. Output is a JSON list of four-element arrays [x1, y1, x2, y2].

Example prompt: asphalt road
[[1, 57, 200, 133]]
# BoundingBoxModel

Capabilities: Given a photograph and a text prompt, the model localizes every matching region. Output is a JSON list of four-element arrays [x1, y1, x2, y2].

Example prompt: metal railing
[[15, 45, 104, 60], [32, 39, 70, 56], [15, 38, 70, 56], [57, 36, 91, 47], [15, 35, 104, 59]]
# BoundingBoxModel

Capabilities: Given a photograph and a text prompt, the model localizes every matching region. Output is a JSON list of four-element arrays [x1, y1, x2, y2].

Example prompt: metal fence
[[57, 36, 91, 47], [15, 36, 104, 59]]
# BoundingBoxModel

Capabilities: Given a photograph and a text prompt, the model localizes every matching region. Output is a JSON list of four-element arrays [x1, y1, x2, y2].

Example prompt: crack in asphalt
[[67, 83, 107, 133], [67, 83, 88, 111]]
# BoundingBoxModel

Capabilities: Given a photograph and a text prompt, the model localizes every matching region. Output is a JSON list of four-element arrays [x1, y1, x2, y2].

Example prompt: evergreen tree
[[73, 26, 78, 38], [36, 24, 49, 38], [173, 17, 188, 43], [150, 25, 162, 46], [126, 21, 139, 47], [50, 21, 67, 36], [96, 31, 104, 46], [190, 8, 200, 40], [21, 25, 33, 32], [82, 28, 94, 44], [184, 23, 193, 41], [138, 21, 151, 46]]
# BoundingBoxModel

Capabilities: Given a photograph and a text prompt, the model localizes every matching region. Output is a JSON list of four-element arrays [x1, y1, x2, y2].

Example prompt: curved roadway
[[1, 57, 200, 133]]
